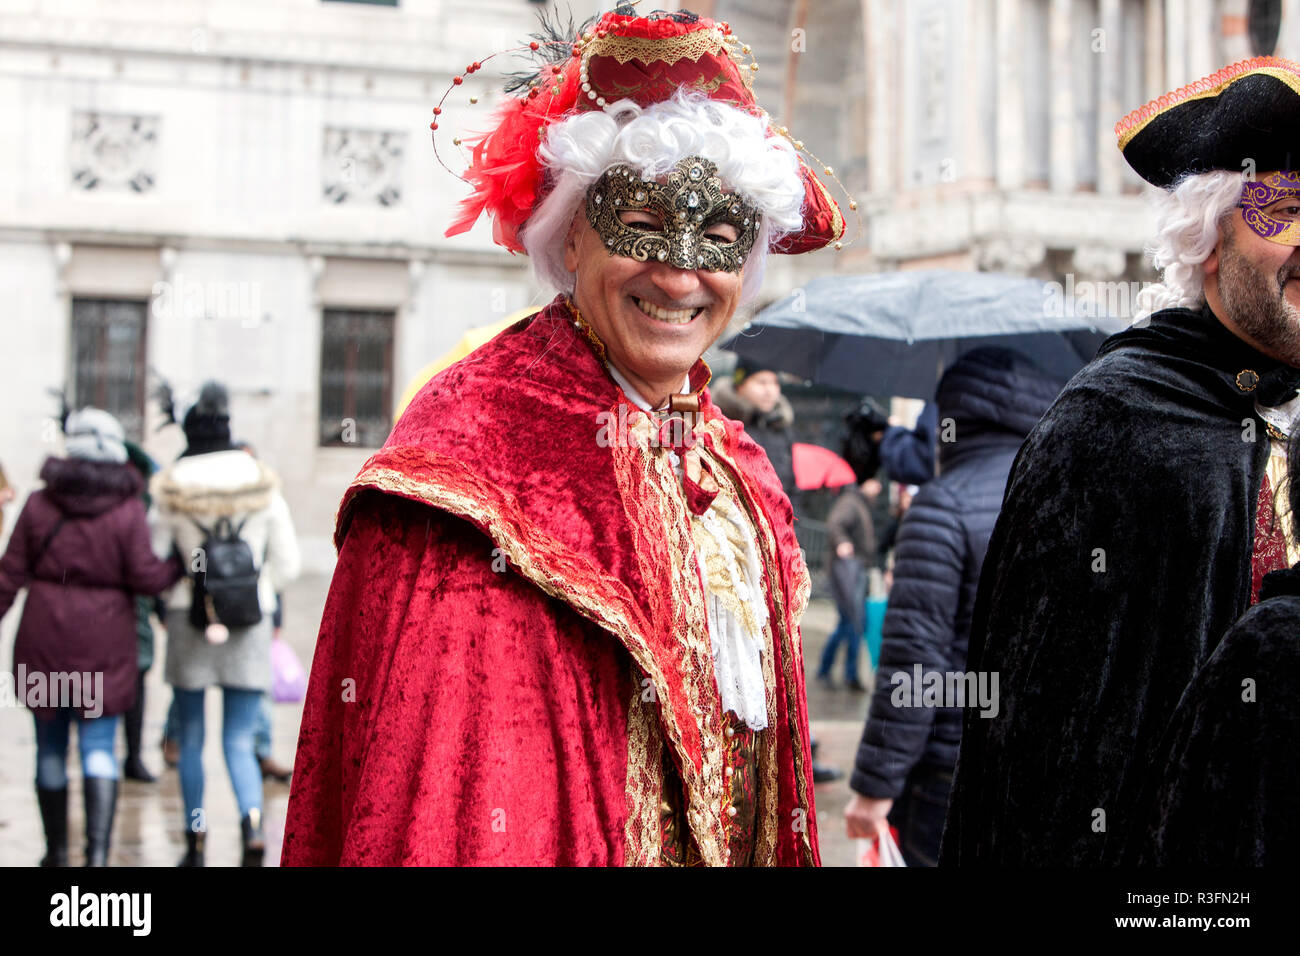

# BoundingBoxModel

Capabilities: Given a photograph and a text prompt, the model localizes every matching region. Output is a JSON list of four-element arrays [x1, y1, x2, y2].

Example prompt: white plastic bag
[[856, 828, 907, 867]]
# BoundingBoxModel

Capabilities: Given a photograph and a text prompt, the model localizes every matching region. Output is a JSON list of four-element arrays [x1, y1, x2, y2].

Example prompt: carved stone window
[[70, 112, 158, 193], [322, 128, 405, 206], [71, 298, 148, 441], [319, 308, 395, 447]]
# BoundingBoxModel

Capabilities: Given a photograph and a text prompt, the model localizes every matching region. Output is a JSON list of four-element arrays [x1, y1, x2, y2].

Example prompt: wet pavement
[[0, 574, 872, 867]]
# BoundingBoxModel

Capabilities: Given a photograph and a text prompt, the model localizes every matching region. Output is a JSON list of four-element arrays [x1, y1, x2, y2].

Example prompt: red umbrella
[[792, 442, 857, 490]]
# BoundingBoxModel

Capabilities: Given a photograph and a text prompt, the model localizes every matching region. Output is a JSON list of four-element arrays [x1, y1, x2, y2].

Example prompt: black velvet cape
[[941, 305, 1300, 866], [1127, 564, 1300, 866]]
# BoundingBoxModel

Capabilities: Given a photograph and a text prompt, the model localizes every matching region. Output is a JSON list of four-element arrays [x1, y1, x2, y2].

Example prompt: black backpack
[[188, 516, 263, 630]]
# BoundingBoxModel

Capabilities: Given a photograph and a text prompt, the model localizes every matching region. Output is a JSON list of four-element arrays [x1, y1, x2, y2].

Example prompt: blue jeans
[[173, 687, 263, 832], [818, 556, 866, 683], [819, 615, 863, 684], [253, 693, 272, 761], [169, 691, 271, 756], [34, 710, 121, 788]]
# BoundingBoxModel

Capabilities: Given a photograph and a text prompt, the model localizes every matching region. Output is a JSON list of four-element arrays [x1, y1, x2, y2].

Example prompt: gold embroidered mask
[[584, 156, 761, 274], [1239, 170, 1300, 247]]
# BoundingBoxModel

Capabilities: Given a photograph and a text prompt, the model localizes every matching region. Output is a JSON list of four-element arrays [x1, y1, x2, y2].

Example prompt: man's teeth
[[635, 297, 700, 324]]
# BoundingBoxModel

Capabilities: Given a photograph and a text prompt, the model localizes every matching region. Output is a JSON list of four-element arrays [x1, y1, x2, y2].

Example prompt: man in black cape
[[942, 57, 1300, 866]]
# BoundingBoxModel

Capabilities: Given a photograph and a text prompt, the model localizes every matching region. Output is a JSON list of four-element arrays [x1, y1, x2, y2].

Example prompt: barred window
[[71, 298, 148, 441], [319, 308, 394, 448]]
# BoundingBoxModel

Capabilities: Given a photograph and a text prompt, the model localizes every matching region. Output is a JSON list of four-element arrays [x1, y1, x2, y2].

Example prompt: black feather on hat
[[1116, 57, 1300, 188]]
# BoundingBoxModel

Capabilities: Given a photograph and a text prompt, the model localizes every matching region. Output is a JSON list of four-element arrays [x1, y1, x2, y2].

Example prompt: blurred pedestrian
[[845, 348, 1063, 865], [879, 402, 938, 486], [816, 402, 887, 692], [712, 365, 801, 514], [120, 439, 165, 783], [0, 408, 182, 866], [149, 383, 301, 866]]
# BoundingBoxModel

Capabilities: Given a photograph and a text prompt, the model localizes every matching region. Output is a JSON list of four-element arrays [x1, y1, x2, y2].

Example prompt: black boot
[[36, 786, 69, 867], [123, 671, 155, 783], [241, 809, 265, 867], [178, 829, 205, 867], [82, 777, 118, 867]]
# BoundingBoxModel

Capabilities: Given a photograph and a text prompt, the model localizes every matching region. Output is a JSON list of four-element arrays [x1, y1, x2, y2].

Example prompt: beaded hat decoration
[[1115, 57, 1300, 189], [436, 7, 857, 257]]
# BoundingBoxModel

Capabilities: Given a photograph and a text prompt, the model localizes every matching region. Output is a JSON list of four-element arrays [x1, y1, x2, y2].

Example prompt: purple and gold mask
[[584, 156, 761, 273], [1239, 170, 1300, 246]]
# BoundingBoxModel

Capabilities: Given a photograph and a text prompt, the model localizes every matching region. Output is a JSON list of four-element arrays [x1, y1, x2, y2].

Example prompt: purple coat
[[0, 457, 183, 718]]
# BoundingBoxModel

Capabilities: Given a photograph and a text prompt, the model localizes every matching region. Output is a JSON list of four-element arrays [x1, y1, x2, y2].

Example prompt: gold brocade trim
[[1115, 58, 1300, 149], [704, 460, 785, 865], [705, 439, 816, 864], [623, 672, 666, 867], [586, 30, 726, 68], [582, 28, 755, 94], [617, 413, 729, 865], [754, 609, 781, 865]]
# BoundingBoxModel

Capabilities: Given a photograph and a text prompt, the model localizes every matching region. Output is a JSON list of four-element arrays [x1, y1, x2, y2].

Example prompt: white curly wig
[[520, 89, 806, 305], [1135, 169, 1244, 319]]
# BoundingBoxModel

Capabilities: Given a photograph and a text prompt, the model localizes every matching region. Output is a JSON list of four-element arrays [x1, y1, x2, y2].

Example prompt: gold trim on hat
[[1115, 57, 1300, 151]]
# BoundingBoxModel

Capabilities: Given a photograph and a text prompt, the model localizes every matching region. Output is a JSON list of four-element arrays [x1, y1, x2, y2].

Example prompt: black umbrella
[[722, 271, 1128, 399]]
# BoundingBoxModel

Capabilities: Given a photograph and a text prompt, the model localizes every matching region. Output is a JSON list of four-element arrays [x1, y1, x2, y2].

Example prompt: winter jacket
[[0, 457, 183, 718], [826, 485, 877, 570], [850, 348, 1065, 800], [710, 378, 799, 508], [149, 450, 301, 691], [880, 402, 938, 486]]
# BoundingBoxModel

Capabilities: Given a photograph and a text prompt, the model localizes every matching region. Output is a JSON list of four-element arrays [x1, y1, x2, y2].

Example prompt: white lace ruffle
[[694, 506, 769, 731]]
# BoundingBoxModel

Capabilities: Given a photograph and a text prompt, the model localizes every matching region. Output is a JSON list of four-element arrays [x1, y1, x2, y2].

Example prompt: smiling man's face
[[563, 210, 744, 407]]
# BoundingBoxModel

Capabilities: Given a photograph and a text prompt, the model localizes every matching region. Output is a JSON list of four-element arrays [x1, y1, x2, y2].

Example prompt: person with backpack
[[0, 408, 183, 866], [149, 383, 301, 866]]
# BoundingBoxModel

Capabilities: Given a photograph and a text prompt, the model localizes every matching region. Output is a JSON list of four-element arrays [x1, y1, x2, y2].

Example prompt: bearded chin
[[1219, 248, 1300, 367]]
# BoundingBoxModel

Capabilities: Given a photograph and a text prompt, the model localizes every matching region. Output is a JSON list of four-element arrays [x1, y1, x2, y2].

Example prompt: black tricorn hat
[[1116, 57, 1300, 188]]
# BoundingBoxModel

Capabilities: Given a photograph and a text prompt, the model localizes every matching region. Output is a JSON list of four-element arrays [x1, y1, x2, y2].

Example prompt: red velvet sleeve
[[281, 492, 637, 866]]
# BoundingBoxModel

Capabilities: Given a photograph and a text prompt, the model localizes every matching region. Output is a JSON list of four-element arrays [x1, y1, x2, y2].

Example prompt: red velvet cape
[[282, 296, 819, 866]]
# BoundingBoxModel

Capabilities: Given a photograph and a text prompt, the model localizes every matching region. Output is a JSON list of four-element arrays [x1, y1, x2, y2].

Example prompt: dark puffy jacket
[[0, 457, 183, 718], [850, 348, 1065, 799]]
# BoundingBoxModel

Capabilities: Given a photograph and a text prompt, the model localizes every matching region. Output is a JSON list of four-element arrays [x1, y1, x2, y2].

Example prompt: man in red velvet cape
[[282, 8, 847, 866]]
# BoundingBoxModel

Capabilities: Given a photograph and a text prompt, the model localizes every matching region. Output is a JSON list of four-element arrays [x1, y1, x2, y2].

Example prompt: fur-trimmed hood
[[151, 449, 280, 518], [709, 378, 795, 430], [40, 456, 143, 517]]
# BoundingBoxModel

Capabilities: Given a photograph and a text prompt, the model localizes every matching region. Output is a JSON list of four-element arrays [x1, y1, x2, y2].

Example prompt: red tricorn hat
[[441, 8, 845, 256]]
